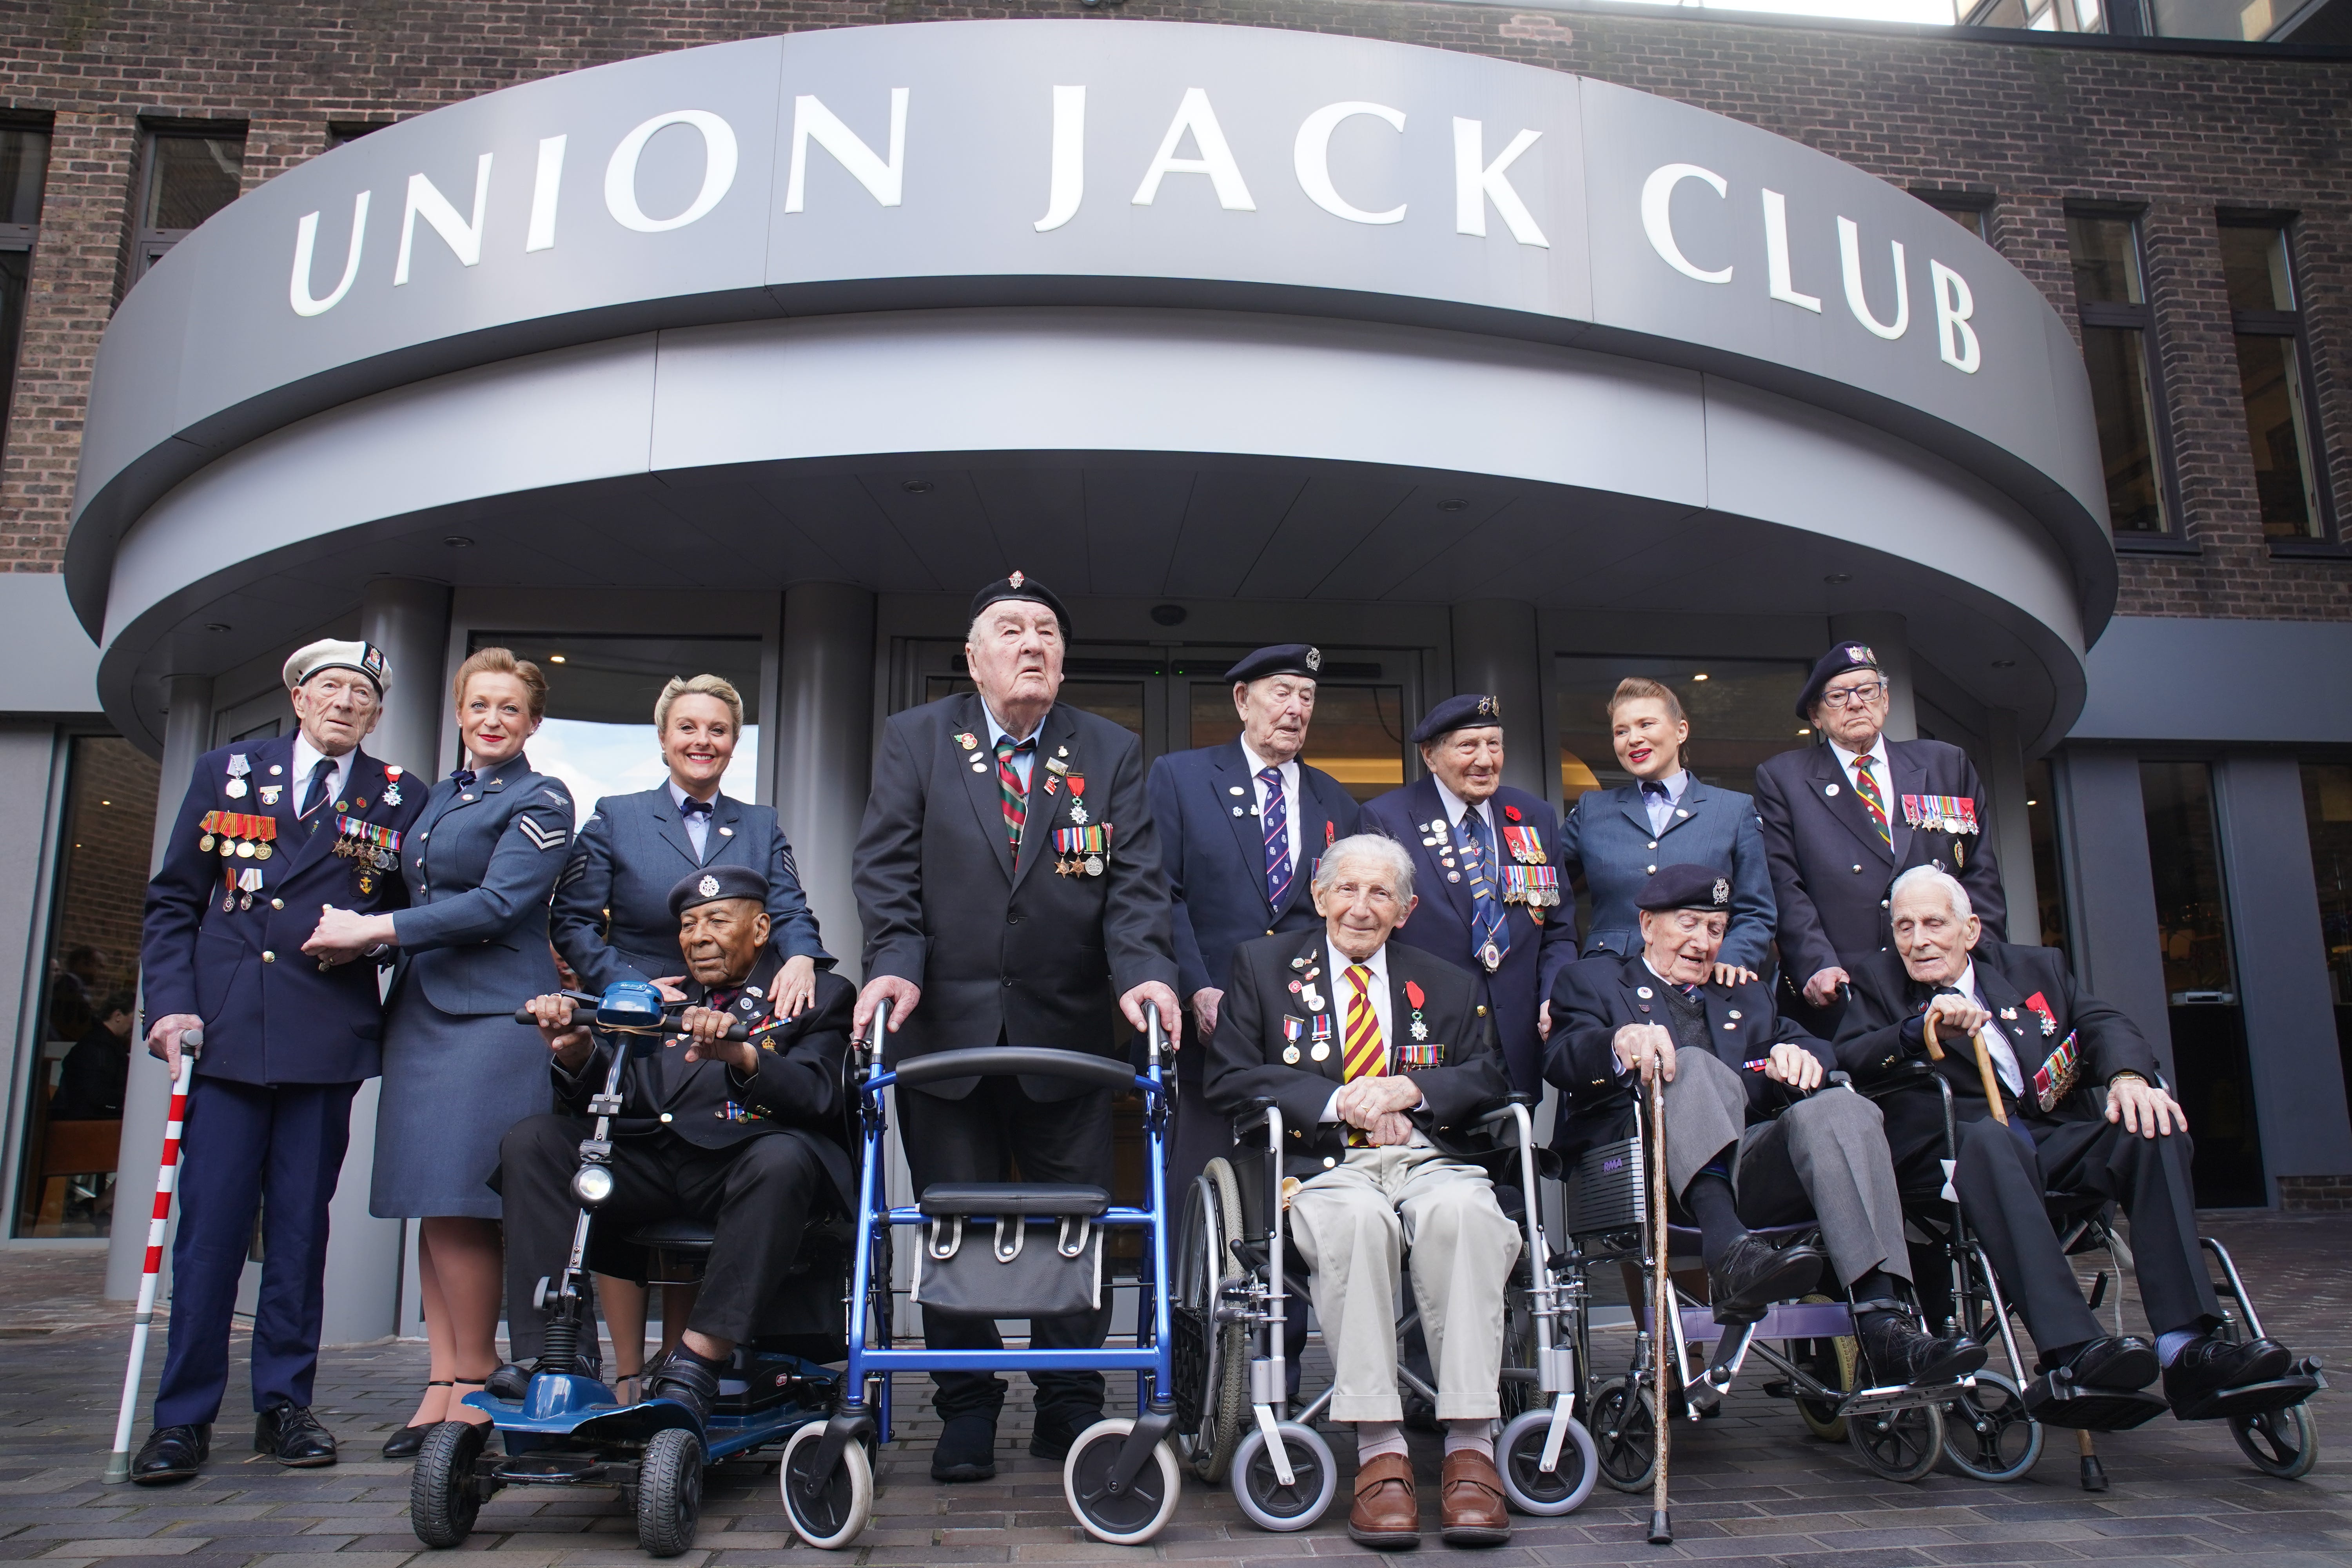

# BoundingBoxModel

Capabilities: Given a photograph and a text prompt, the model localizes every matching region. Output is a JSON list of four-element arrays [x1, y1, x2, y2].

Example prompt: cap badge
[[1847, 644, 1876, 665], [698, 873, 720, 897], [1008, 569, 1025, 590], [1712, 878, 1731, 906], [1305, 646, 1323, 671], [1476, 695, 1499, 717]]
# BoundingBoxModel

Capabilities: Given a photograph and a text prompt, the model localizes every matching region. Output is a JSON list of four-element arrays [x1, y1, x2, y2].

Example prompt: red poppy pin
[[1405, 981, 1425, 1009], [1504, 804, 1522, 822], [1325, 819, 1337, 847]]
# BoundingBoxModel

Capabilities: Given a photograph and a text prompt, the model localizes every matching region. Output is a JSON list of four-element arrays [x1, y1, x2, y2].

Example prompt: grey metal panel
[[0, 577, 103, 714], [2073, 615, 2352, 744], [2052, 748, 2176, 1076]]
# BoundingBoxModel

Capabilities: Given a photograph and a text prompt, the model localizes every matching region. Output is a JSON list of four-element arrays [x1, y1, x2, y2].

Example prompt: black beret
[[669, 865, 770, 919], [1223, 644, 1323, 684], [1636, 863, 1735, 913], [1796, 641, 1884, 719], [968, 570, 1071, 641], [1410, 693, 1505, 746]]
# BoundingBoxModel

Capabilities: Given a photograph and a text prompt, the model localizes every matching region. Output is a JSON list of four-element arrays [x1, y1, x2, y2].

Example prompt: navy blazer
[[141, 734, 426, 1085], [552, 785, 832, 995], [1545, 952, 1828, 1161], [1559, 777, 1776, 971], [391, 755, 573, 1016], [1753, 737, 2007, 982], [1147, 740, 1360, 1069], [1359, 778, 1575, 1097]]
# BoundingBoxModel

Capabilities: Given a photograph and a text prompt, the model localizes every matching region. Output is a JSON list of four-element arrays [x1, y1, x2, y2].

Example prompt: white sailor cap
[[283, 639, 390, 696]]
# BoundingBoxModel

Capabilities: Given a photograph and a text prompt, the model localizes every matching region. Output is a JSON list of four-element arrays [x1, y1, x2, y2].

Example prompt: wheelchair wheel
[[2231, 1401, 2318, 1480], [1790, 1298, 1858, 1443], [1849, 1401, 1944, 1483], [1588, 1376, 1659, 1493], [1062, 1418, 1181, 1545], [1940, 1372, 2043, 1482], [410, 1419, 488, 1548], [1230, 1421, 1337, 1532], [1173, 1160, 1250, 1482], [779, 1422, 873, 1549], [1497, 1406, 1599, 1515], [635, 1426, 705, 1557]]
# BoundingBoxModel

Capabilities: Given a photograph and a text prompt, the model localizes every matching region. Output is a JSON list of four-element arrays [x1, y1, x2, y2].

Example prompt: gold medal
[[219, 838, 237, 857], [198, 833, 215, 852], [1283, 1045, 1301, 1064], [255, 843, 271, 861], [236, 840, 255, 858]]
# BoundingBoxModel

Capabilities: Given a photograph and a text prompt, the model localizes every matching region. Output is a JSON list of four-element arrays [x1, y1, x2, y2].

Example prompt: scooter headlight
[[572, 1164, 615, 1205]]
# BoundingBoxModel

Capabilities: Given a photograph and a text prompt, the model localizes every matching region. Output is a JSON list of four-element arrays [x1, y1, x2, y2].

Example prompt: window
[[131, 127, 245, 283], [325, 121, 392, 148], [1962, 0, 2108, 31], [2220, 221, 2330, 544], [2303, 764, 2352, 1126], [1913, 191, 1991, 241], [2023, 756, 2069, 956], [0, 125, 49, 459], [1555, 654, 1811, 810], [2067, 214, 2174, 540]]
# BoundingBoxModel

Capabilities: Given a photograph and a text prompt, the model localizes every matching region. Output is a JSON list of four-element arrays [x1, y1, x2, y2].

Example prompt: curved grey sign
[[70, 17, 2109, 633]]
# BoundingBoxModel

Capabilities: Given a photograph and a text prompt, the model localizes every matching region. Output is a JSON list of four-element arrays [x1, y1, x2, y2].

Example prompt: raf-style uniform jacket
[[1546, 953, 1830, 1162], [1753, 737, 2006, 983], [852, 691, 1178, 1100], [1360, 777, 1573, 1097], [393, 755, 573, 1013], [142, 735, 426, 1085], [1207, 930, 1508, 1179], [1559, 776, 1776, 971]]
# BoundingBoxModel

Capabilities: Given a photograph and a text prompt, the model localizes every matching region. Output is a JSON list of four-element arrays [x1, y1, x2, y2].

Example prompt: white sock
[[1356, 1421, 1408, 1463], [2157, 1328, 2201, 1367], [1443, 1419, 1495, 1462]]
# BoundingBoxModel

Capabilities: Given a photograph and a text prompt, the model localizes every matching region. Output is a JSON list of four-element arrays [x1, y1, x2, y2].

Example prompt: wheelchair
[[1171, 1090, 1600, 1531]]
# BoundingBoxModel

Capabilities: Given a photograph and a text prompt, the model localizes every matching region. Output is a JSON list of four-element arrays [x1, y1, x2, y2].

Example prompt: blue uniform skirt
[[371, 981, 553, 1220]]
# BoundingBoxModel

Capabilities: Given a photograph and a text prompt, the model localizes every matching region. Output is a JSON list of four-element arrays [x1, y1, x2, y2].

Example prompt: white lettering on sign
[[1762, 189, 1820, 312], [1641, 163, 1730, 284], [526, 135, 566, 252], [785, 91, 907, 212], [289, 191, 370, 317], [1452, 118, 1546, 247], [1933, 260, 1980, 373], [611, 110, 740, 230], [1293, 101, 1406, 226], [1838, 216, 1908, 340], [395, 154, 493, 285], [1133, 87, 1256, 211], [1035, 85, 1086, 234]]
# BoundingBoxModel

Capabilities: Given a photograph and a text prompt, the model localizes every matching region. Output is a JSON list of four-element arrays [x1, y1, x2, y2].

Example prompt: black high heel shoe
[[381, 1381, 451, 1459]]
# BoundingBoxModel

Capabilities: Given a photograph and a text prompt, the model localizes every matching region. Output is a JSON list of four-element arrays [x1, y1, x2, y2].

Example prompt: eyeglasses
[[1818, 681, 1886, 710]]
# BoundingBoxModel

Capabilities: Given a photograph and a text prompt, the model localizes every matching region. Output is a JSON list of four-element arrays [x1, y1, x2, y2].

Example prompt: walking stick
[[1922, 1014, 2006, 1125], [1646, 1065, 1673, 1546], [103, 1027, 200, 1484]]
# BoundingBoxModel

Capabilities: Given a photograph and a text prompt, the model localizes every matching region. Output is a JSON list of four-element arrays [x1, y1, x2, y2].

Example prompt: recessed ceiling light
[[1691, 672, 1709, 681], [1992, 659, 2016, 668], [549, 654, 566, 664], [901, 479, 934, 494], [1796, 727, 1812, 736], [1437, 497, 1469, 513], [444, 535, 474, 548], [1823, 572, 1852, 585], [100, 800, 110, 807], [204, 622, 231, 632], [2027, 799, 2039, 806]]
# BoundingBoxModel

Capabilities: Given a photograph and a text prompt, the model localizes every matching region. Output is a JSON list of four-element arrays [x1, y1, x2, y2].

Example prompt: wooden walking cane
[[1922, 1012, 2007, 1125], [104, 1027, 200, 1484], [1646, 1064, 1673, 1546]]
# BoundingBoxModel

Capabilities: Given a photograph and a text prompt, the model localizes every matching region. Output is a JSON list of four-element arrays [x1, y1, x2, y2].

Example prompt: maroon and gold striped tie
[[1341, 964, 1385, 1145]]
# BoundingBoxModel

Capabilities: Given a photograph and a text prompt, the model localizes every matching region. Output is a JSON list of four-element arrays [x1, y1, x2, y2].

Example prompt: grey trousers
[[1660, 1051, 1911, 1290]]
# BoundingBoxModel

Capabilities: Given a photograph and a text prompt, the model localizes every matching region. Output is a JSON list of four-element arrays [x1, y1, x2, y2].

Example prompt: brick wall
[[0, 0, 2345, 622]]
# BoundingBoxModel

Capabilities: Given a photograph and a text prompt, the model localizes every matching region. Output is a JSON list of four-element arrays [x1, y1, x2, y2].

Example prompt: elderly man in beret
[[131, 639, 426, 1483], [498, 866, 858, 1426], [1548, 864, 1983, 1385]]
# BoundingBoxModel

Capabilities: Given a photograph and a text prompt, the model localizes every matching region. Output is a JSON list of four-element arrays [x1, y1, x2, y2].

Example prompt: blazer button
[[262, 950, 275, 963], [1853, 864, 1864, 873], [1645, 864, 1655, 874], [1323, 1157, 1337, 1169], [270, 898, 284, 910], [659, 1112, 673, 1124], [1647, 841, 1657, 850], [1880, 899, 1891, 908], [1006, 913, 1020, 926], [1002, 976, 1014, 987]]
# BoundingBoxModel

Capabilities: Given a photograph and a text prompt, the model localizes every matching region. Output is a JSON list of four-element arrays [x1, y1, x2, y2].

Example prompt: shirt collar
[[668, 779, 722, 813], [1643, 769, 1690, 801], [980, 698, 1047, 749], [1239, 738, 1296, 780], [1830, 734, 1890, 775], [1329, 939, 1389, 987], [1639, 955, 1701, 993], [1954, 959, 1983, 1008], [1434, 777, 1490, 828]]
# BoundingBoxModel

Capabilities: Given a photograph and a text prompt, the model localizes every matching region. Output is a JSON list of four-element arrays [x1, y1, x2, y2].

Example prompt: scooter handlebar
[[510, 997, 749, 1041]]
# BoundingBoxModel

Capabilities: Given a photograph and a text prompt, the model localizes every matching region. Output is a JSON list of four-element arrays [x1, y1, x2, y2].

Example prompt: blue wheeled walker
[[776, 1001, 1182, 1549], [408, 982, 854, 1558]]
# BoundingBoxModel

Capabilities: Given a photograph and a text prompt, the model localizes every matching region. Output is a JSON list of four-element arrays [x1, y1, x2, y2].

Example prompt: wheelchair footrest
[[2022, 1370, 2171, 1432], [2170, 1366, 2325, 1423]]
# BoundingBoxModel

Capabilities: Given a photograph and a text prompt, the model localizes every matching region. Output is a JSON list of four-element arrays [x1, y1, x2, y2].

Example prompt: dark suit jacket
[[853, 692, 1178, 1099], [1754, 737, 2007, 982], [1559, 777, 1775, 970], [1206, 930, 1508, 1179], [1545, 952, 1829, 1161], [392, 755, 573, 1016], [1833, 942, 2156, 1134], [1148, 739, 1359, 1079], [555, 957, 856, 1209], [1359, 778, 1574, 1097], [552, 784, 832, 994], [142, 735, 426, 1085]]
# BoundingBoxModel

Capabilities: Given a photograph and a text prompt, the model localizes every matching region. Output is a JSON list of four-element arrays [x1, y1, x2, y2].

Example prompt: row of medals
[[332, 833, 397, 897], [1054, 852, 1105, 878], [202, 828, 270, 911]]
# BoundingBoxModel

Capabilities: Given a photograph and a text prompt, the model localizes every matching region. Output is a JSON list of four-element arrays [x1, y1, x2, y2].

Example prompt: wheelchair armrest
[[1849, 1060, 1947, 1105], [1230, 1096, 1278, 1146], [1507, 1090, 1537, 1107]]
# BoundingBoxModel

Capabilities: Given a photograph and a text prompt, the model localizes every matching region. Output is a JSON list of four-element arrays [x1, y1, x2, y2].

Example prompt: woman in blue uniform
[[1558, 677, 1775, 985], [305, 648, 575, 1454]]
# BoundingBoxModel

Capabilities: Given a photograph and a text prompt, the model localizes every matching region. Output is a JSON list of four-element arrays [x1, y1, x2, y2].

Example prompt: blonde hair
[[1606, 676, 1686, 724], [655, 673, 745, 734], [452, 646, 548, 722]]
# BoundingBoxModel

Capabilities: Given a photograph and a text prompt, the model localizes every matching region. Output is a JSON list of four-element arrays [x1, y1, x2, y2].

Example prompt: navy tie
[[298, 758, 337, 819], [1259, 766, 1292, 907], [1455, 811, 1510, 972]]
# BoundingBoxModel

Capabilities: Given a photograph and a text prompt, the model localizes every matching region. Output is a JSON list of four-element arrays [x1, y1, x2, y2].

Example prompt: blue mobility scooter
[[408, 982, 870, 1557], [773, 1002, 1184, 1549]]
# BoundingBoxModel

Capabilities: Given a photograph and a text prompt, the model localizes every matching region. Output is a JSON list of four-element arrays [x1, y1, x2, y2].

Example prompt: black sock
[[1851, 1269, 1907, 1328], [1682, 1173, 1745, 1271]]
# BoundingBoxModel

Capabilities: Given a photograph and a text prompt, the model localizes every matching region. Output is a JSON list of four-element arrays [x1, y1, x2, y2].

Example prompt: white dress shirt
[[981, 699, 1042, 792], [1951, 960, 2025, 1095], [670, 779, 719, 862], [290, 733, 354, 817], [1319, 940, 1408, 1125], [1829, 734, 1893, 804], [1434, 777, 1495, 841], [1640, 769, 1691, 835], [1240, 738, 1302, 873]]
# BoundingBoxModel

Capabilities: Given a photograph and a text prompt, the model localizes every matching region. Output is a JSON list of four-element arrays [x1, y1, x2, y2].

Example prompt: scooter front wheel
[[410, 1420, 488, 1548], [779, 1422, 874, 1549], [635, 1426, 705, 1557], [1063, 1418, 1180, 1545]]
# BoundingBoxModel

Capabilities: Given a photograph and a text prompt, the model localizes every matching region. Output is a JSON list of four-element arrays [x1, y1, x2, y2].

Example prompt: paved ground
[[4, 1212, 2346, 1566]]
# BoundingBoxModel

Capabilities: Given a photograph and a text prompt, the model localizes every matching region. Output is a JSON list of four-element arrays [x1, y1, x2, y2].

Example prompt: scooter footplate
[[2022, 1374, 2170, 1432], [2172, 1369, 2325, 1423]]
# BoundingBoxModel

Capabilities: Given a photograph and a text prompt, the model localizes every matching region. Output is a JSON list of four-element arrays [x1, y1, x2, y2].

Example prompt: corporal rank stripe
[[516, 815, 568, 852]]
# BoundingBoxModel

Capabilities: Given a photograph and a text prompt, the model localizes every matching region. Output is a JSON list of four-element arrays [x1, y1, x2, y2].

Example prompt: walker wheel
[[410, 1420, 488, 1548], [2231, 1401, 2318, 1480], [1497, 1405, 1600, 1515], [1589, 1377, 1659, 1493], [1062, 1418, 1180, 1545], [635, 1426, 704, 1557], [1173, 1160, 1250, 1482], [1940, 1372, 2044, 1482], [1850, 1401, 1944, 1483], [779, 1423, 873, 1549], [1230, 1421, 1337, 1532]]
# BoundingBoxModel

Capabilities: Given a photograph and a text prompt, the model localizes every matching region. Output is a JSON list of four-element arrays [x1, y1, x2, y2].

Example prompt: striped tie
[[1851, 755, 1893, 849], [1455, 811, 1510, 971], [996, 736, 1034, 851], [1259, 765, 1292, 907], [1342, 964, 1385, 1147]]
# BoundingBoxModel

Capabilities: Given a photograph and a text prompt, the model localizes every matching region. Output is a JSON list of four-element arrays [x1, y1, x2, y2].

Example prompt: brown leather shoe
[[1348, 1450, 1421, 1549], [1439, 1448, 1512, 1546]]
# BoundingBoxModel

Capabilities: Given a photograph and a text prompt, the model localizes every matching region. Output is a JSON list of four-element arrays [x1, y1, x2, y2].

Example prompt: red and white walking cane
[[103, 1026, 200, 1485]]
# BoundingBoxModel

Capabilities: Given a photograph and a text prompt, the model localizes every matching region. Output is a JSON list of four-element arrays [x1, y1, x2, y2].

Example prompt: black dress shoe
[[644, 1350, 720, 1428], [1029, 1405, 1103, 1461], [1857, 1312, 1986, 1385], [1709, 1233, 1826, 1319], [931, 1414, 998, 1482], [131, 1424, 210, 1486], [2042, 1334, 2159, 1390], [382, 1381, 452, 1459], [2164, 1333, 2292, 1406], [254, 1403, 337, 1467]]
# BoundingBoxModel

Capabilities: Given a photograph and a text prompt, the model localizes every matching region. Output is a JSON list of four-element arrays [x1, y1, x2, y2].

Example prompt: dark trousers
[[500, 1115, 827, 1358], [155, 1076, 358, 1428], [899, 1076, 1115, 1427], [1169, 1025, 1234, 1201]]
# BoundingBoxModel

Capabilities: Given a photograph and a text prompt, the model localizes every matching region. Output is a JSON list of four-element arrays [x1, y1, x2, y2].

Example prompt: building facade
[[0, 0, 2345, 1341]]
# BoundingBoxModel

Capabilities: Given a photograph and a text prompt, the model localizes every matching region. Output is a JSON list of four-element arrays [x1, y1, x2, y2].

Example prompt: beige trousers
[[1287, 1144, 1523, 1422]]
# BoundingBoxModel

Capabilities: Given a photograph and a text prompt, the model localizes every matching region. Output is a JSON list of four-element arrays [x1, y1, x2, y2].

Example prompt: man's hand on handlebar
[[1120, 980, 1181, 1044], [524, 993, 595, 1072], [678, 1005, 757, 1074], [146, 1013, 203, 1076], [854, 975, 920, 1039]]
